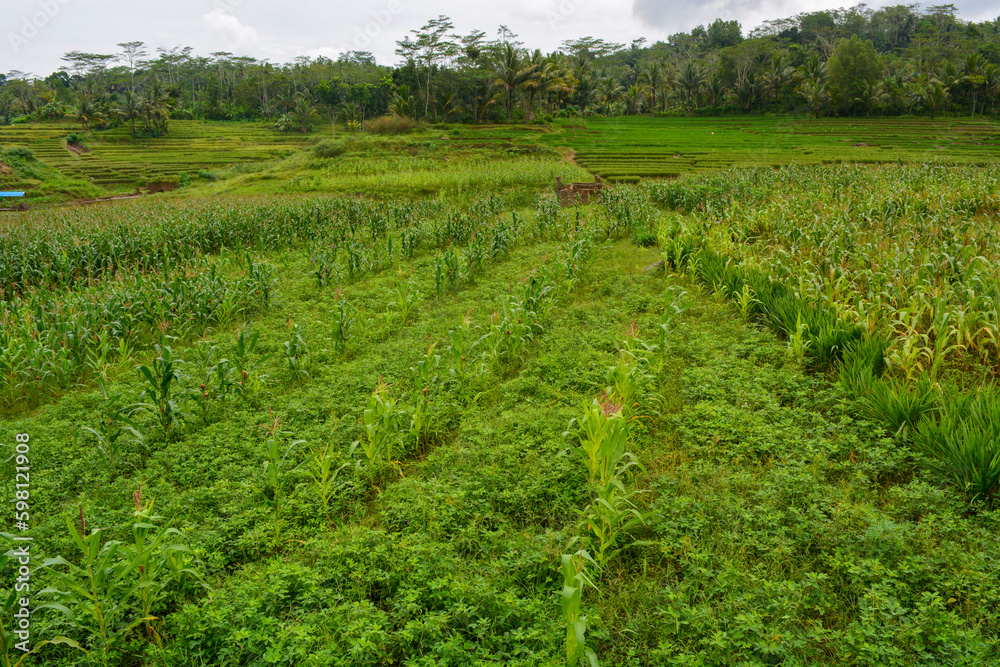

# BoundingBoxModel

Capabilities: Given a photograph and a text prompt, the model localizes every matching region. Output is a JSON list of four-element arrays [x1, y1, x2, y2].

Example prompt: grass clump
[[367, 115, 422, 135]]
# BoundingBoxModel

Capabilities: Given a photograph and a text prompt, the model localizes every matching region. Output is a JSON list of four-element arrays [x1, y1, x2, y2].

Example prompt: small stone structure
[[556, 175, 605, 206]]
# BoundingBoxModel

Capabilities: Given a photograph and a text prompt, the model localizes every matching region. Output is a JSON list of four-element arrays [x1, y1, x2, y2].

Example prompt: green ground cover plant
[[2, 163, 1000, 665]]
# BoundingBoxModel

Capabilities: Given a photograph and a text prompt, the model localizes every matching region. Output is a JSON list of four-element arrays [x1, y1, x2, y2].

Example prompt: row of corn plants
[[649, 168, 1000, 504], [351, 223, 604, 485], [0, 253, 274, 409], [559, 288, 690, 666], [1, 195, 521, 298]]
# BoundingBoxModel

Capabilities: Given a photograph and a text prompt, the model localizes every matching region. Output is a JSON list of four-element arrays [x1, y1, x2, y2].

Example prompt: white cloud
[[202, 9, 258, 49]]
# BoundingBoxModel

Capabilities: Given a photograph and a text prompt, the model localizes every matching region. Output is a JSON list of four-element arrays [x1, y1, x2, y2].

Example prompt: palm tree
[[706, 76, 727, 108], [625, 84, 643, 115], [492, 43, 534, 122], [76, 95, 94, 130], [597, 76, 622, 115], [140, 79, 172, 134], [115, 90, 142, 140], [763, 53, 793, 104], [390, 84, 417, 118], [678, 61, 703, 113], [854, 80, 887, 117], [798, 54, 827, 86], [923, 82, 950, 119], [798, 79, 829, 118], [983, 64, 1000, 116], [290, 94, 317, 133], [639, 62, 663, 113]]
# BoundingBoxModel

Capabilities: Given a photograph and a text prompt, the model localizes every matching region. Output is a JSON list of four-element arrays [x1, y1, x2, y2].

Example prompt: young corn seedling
[[309, 242, 341, 288], [787, 310, 810, 361], [251, 412, 308, 543], [606, 346, 654, 418], [561, 550, 599, 667], [732, 283, 760, 323], [331, 297, 355, 355], [188, 343, 235, 425], [283, 324, 310, 382], [350, 380, 406, 478], [306, 442, 349, 523], [433, 255, 446, 296], [137, 337, 188, 439], [445, 312, 473, 388], [232, 326, 270, 401], [410, 344, 442, 447], [392, 278, 420, 326], [81, 378, 145, 471]]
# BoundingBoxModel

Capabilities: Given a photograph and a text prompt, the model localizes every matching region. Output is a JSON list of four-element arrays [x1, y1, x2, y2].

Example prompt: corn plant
[[535, 192, 560, 241], [1, 537, 86, 666], [306, 443, 349, 522], [331, 298, 355, 355], [126, 486, 205, 645], [310, 242, 341, 288], [565, 396, 639, 486], [731, 283, 759, 323], [232, 326, 270, 401], [283, 324, 310, 382], [81, 378, 144, 471], [561, 550, 599, 667], [37, 515, 150, 666], [656, 286, 691, 354], [578, 478, 649, 571], [250, 412, 308, 542], [137, 337, 188, 439], [410, 344, 442, 446], [606, 344, 654, 417], [350, 381, 406, 477]]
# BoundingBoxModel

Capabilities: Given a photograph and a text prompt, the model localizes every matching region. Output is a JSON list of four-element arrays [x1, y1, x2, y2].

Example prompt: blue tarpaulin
[[0, 192, 25, 197]]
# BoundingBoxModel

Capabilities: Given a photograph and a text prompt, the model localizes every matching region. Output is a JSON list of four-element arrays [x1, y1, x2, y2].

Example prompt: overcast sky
[[2, 0, 997, 78]]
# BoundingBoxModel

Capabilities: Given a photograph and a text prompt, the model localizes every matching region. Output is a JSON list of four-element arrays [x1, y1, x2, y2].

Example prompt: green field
[[543, 116, 1000, 180], [0, 119, 318, 192], [6, 116, 1000, 205], [2, 157, 1000, 665]]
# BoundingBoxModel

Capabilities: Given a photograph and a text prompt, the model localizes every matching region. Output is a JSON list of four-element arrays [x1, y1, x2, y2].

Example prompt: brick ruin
[[556, 175, 605, 205]]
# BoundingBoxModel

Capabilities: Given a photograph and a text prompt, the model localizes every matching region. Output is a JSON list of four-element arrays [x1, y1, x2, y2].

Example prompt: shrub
[[367, 115, 420, 135], [65, 132, 80, 144], [311, 139, 346, 158], [197, 169, 218, 181], [4, 146, 34, 160]]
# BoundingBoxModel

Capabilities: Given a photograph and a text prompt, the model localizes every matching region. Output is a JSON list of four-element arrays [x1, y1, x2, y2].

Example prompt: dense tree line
[[1, 3, 998, 137]]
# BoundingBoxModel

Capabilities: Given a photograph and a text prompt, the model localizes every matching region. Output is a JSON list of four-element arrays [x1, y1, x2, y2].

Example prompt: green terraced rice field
[[543, 116, 1000, 181], [0, 120, 320, 190]]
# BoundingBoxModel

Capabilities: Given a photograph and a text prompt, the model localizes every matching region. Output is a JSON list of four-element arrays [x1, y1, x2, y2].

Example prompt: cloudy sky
[[2, 0, 997, 77]]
